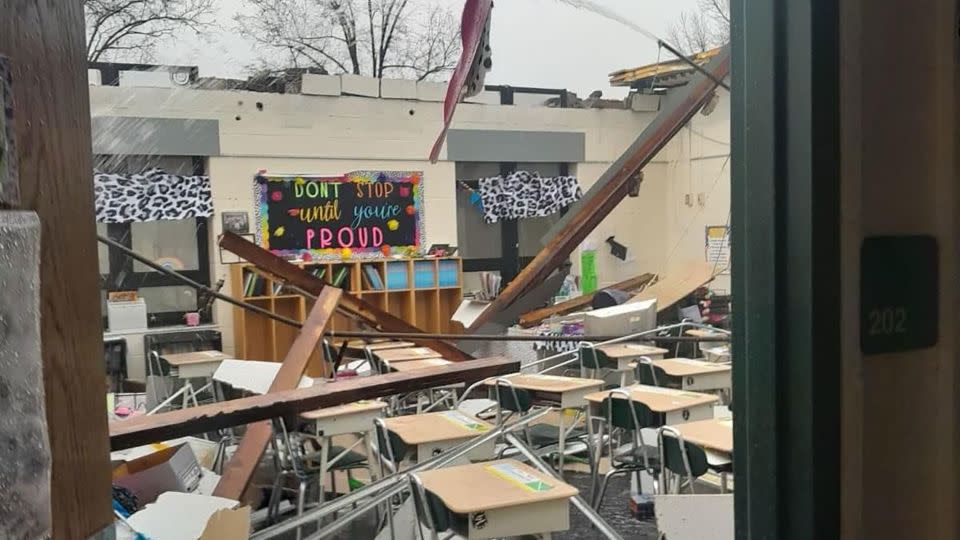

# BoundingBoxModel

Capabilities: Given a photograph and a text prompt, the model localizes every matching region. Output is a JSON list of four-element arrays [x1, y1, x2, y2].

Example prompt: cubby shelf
[[231, 257, 463, 374]]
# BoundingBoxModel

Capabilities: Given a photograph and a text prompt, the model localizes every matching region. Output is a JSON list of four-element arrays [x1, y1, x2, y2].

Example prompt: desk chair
[[578, 343, 628, 387], [267, 418, 369, 539], [146, 350, 172, 406], [635, 357, 671, 388], [491, 378, 587, 459], [373, 417, 411, 473], [657, 426, 709, 494], [409, 474, 462, 540], [579, 343, 614, 372], [593, 390, 661, 509]]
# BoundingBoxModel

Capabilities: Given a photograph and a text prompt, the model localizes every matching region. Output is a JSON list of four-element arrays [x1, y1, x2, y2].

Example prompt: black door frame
[[731, 0, 841, 538]]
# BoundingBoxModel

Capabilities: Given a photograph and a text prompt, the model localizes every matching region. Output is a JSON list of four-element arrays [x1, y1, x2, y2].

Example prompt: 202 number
[[868, 307, 906, 336]]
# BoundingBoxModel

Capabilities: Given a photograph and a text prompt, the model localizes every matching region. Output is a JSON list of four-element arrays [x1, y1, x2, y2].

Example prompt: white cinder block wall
[[89, 75, 730, 355]]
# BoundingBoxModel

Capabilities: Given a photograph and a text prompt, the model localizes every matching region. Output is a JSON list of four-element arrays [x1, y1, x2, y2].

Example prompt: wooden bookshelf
[[231, 257, 463, 373]]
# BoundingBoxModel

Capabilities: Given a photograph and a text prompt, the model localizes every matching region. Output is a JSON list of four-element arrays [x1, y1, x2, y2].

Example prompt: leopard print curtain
[[478, 171, 581, 224], [94, 168, 213, 223]]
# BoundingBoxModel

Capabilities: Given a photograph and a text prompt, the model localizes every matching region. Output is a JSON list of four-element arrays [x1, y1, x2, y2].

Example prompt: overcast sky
[[154, 0, 699, 97]]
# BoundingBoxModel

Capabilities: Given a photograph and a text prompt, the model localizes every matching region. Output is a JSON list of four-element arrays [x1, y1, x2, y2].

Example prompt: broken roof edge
[[541, 46, 731, 244], [608, 46, 725, 86]]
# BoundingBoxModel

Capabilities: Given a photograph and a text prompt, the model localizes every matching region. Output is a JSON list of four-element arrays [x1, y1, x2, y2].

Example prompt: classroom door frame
[[731, 0, 841, 538]]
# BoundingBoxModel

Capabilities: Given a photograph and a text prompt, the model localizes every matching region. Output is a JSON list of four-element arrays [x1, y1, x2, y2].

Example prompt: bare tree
[[667, 0, 730, 54], [84, 0, 215, 62], [236, 0, 461, 81]]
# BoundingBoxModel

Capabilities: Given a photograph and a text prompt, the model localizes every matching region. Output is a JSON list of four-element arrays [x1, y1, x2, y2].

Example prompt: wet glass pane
[[131, 219, 200, 272], [138, 286, 198, 313]]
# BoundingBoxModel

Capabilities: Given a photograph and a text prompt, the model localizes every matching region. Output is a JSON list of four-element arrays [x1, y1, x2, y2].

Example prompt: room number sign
[[860, 236, 938, 354]]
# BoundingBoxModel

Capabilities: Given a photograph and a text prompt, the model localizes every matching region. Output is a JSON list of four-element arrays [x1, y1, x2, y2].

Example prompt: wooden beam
[[628, 262, 716, 310], [466, 48, 731, 332], [1, 1, 114, 536], [220, 232, 473, 362], [517, 273, 655, 327], [110, 356, 518, 451], [214, 287, 341, 499]]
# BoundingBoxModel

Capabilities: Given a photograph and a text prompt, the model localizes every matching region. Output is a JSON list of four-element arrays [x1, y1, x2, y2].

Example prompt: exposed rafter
[[467, 47, 731, 332]]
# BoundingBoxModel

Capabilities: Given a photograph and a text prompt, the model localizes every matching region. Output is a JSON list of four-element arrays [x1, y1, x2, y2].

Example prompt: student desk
[[389, 358, 453, 372], [585, 385, 719, 427], [484, 374, 602, 473], [685, 329, 728, 340], [670, 417, 733, 466], [342, 340, 416, 374], [651, 358, 732, 393], [301, 401, 387, 438], [162, 350, 230, 379], [595, 344, 669, 367], [386, 358, 456, 411], [684, 329, 731, 362], [374, 347, 444, 370], [590, 344, 670, 386], [382, 410, 495, 465], [657, 418, 735, 534], [300, 401, 387, 496], [364, 340, 416, 351], [484, 374, 603, 410], [413, 459, 578, 539], [155, 350, 230, 411]]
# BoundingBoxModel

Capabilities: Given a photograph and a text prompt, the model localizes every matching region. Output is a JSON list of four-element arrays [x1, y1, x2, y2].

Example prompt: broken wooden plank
[[628, 262, 716, 311], [110, 356, 518, 451], [518, 273, 655, 327], [220, 232, 473, 362], [214, 287, 341, 499], [466, 48, 731, 332], [2, 2, 115, 535]]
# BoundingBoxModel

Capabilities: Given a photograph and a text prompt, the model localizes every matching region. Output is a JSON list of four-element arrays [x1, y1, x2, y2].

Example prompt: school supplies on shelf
[[362, 265, 385, 290]]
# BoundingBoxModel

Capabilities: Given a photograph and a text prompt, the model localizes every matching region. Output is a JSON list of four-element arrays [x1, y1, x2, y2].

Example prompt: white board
[[213, 359, 314, 395]]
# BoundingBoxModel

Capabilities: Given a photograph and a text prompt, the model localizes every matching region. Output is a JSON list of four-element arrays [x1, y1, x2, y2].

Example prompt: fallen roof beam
[[220, 232, 473, 362], [466, 47, 731, 332], [214, 286, 341, 499], [109, 356, 518, 451], [628, 262, 716, 310], [518, 273, 655, 328]]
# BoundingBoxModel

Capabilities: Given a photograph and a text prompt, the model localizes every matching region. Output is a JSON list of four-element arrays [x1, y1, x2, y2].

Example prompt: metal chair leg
[[295, 479, 308, 540], [593, 468, 625, 510], [267, 473, 284, 524]]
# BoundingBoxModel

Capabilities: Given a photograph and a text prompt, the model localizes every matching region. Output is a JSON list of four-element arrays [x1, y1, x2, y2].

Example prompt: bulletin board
[[254, 171, 424, 260]]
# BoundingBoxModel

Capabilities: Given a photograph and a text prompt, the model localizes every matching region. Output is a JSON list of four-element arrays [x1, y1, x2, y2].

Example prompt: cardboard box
[[113, 443, 202, 505], [127, 492, 250, 540]]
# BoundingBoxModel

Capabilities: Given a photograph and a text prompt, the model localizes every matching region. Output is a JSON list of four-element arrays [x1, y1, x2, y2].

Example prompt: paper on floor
[[127, 492, 248, 540]]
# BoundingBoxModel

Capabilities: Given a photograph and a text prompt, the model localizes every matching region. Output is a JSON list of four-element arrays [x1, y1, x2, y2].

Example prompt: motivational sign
[[255, 171, 424, 259]]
